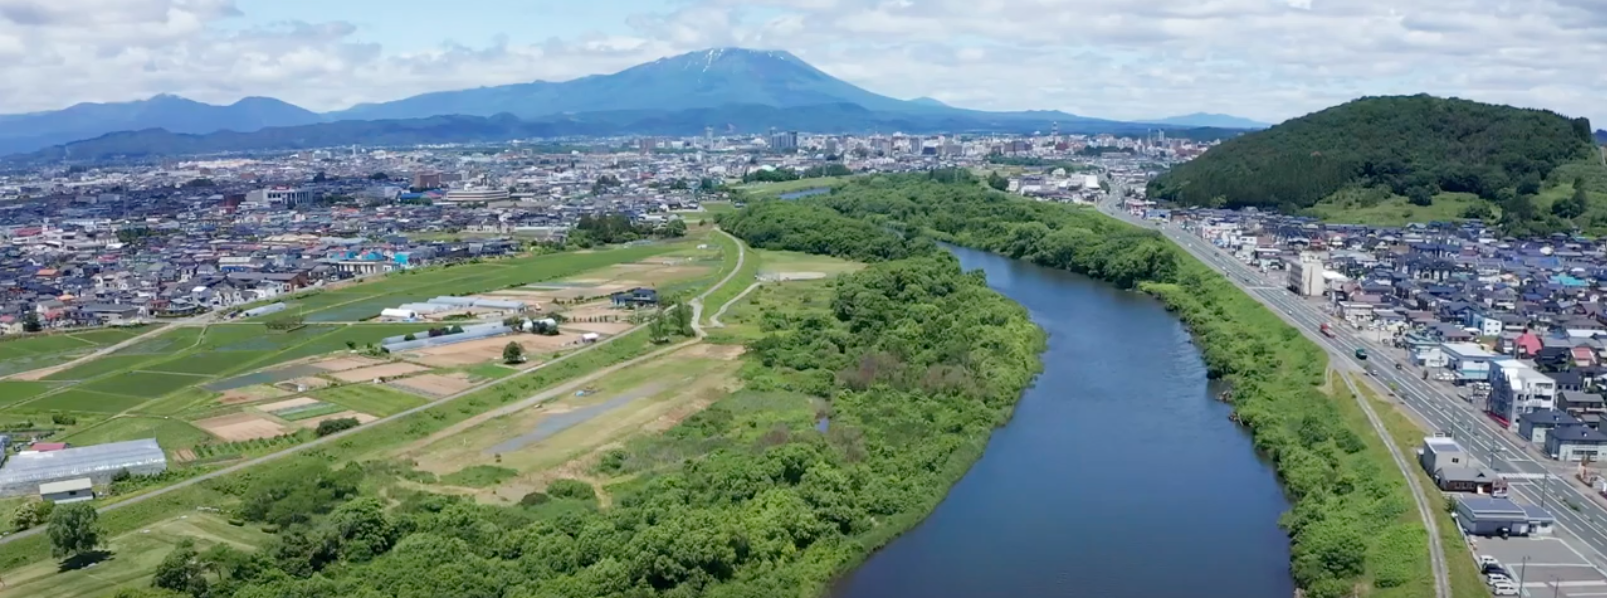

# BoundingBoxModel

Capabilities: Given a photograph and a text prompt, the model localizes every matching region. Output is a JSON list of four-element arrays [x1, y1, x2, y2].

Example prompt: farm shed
[[382, 324, 513, 353], [40, 478, 94, 504], [240, 302, 287, 318], [0, 438, 167, 496], [397, 302, 454, 314], [378, 308, 418, 321]]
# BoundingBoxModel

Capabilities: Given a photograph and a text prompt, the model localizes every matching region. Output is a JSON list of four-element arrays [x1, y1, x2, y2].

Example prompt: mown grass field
[[754, 248, 866, 276], [0, 513, 269, 598], [1306, 189, 1491, 226], [62, 415, 215, 449]]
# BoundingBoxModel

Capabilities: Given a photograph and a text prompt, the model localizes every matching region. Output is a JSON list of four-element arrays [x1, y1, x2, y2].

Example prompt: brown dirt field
[[391, 373, 475, 397], [173, 449, 196, 462], [407, 333, 586, 368], [296, 410, 377, 429], [195, 412, 291, 441], [9, 364, 69, 381], [676, 344, 746, 360], [258, 396, 321, 412], [218, 384, 289, 405], [312, 355, 388, 372], [331, 362, 430, 383], [280, 377, 332, 391]]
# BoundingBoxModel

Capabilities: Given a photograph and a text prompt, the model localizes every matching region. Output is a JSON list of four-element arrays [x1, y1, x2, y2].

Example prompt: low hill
[[1147, 95, 1596, 215], [0, 95, 323, 155]]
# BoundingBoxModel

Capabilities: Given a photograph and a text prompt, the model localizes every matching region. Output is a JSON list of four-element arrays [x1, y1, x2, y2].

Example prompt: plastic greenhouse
[[0, 438, 167, 496]]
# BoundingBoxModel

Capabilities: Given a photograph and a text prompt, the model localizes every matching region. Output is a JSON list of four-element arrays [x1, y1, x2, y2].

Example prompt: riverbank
[[742, 172, 1436, 598]]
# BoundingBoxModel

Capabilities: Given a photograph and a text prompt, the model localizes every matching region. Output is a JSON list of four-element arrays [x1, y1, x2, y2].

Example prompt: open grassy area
[[0, 380, 57, 407], [466, 363, 517, 381], [314, 384, 428, 417], [25, 389, 149, 413], [1306, 189, 1493, 226], [698, 232, 758, 326], [704, 278, 836, 345], [733, 176, 846, 195], [754, 248, 866, 277], [0, 513, 269, 598], [1345, 373, 1491, 598], [440, 464, 519, 487], [80, 371, 210, 399], [61, 415, 215, 449]]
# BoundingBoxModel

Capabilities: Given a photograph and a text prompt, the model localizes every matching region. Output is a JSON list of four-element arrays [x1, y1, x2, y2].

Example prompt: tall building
[[769, 130, 799, 151], [412, 172, 442, 189], [704, 126, 714, 147], [245, 186, 309, 208], [1286, 251, 1327, 297]]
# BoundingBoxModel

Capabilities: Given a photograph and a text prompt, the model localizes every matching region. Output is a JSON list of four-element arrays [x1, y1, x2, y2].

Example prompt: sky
[[2, 0, 1605, 126]]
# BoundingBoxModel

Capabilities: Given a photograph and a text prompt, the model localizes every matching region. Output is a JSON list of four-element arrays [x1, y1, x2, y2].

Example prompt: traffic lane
[[1475, 536, 1607, 592]]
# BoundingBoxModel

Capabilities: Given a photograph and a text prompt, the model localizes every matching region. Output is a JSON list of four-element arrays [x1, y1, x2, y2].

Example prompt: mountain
[[11, 103, 1245, 164], [1596, 129, 1607, 145], [1148, 95, 1596, 212], [908, 97, 950, 108], [1141, 113, 1270, 129], [330, 48, 955, 121], [0, 95, 323, 155]]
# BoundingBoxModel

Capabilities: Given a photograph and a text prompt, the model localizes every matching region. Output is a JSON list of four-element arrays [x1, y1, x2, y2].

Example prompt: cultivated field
[[389, 373, 476, 398], [0, 326, 154, 379], [194, 412, 291, 442], [329, 362, 429, 383]]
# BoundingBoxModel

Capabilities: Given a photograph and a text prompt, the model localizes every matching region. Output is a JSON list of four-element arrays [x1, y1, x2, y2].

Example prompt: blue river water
[[830, 245, 1295, 598]]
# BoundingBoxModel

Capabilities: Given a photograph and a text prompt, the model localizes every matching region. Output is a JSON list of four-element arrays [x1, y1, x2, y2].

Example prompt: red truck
[[1320, 323, 1334, 338]]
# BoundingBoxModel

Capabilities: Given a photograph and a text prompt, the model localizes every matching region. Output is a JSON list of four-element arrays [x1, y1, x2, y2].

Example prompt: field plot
[[62, 415, 213, 449], [312, 355, 388, 372], [265, 324, 429, 364], [389, 372, 476, 398], [0, 331, 116, 378], [26, 388, 148, 413], [0, 512, 269, 598], [147, 350, 270, 376], [217, 385, 290, 404], [329, 362, 429, 383], [296, 410, 377, 429], [111, 327, 203, 355], [42, 354, 165, 381], [66, 327, 145, 344], [135, 387, 225, 416], [195, 412, 291, 441], [203, 325, 338, 353], [0, 381, 57, 407], [315, 384, 428, 416], [466, 364, 517, 381], [81, 370, 208, 398], [405, 332, 587, 368], [755, 249, 865, 278]]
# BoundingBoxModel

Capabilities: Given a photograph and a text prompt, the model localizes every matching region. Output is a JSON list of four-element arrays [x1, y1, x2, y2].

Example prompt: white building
[[1488, 359, 1557, 426], [1287, 251, 1327, 297], [442, 187, 511, 205], [39, 478, 94, 504], [245, 186, 310, 208]]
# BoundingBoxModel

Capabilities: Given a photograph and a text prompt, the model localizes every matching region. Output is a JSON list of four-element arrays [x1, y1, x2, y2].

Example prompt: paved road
[[1096, 184, 1607, 570], [0, 229, 752, 546]]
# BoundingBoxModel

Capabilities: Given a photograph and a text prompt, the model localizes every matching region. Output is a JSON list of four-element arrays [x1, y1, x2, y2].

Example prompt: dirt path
[[708, 282, 761, 329]]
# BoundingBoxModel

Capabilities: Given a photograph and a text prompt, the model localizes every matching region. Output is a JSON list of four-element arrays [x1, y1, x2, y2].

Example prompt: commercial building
[[1286, 251, 1327, 297], [1545, 425, 1607, 462], [0, 438, 167, 496], [1454, 496, 1553, 537], [39, 478, 94, 504], [1442, 343, 1498, 384], [1419, 436, 1503, 494], [442, 187, 511, 205], [245, 186, 310, 208]]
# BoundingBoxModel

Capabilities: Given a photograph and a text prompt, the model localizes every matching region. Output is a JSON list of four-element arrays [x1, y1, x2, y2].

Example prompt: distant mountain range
[[1596, 129, 1607, 145], [1, 47, 1266, 161], [1141, 113, 1272, 129]]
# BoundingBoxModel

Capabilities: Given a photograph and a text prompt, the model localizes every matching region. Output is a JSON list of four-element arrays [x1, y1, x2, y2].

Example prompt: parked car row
[[1481, 555, 1520, 596]]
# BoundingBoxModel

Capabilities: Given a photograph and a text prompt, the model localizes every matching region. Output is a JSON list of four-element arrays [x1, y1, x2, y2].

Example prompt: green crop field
[[0, 329, 140, 379], [256, 324, 431, 365], [146, 350, 271, 376], [111, 327, 203, 355], [315, 384, 428, 416], [0, 381, 56, 407], [62, 415, 214, 448], [66, 327, 145, 344], [81, 371, 209, 399], [42, 354, 166, 381], [0, 334, 95, 356], [466, 363, 517, 381], [273, 402, 346, 421], [133, 387, 224, 417], [24, 388, 149, 413]]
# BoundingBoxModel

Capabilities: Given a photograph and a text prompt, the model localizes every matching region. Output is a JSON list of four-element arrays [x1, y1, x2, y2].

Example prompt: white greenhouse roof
[[0, 439, 165, 487]]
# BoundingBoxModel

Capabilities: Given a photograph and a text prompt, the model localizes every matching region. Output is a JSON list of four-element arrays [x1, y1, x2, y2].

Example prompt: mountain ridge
[[1141, 112, 1270, 129]]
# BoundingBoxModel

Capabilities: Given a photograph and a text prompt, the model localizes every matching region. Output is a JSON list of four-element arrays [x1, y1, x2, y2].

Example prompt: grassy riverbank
[[735, 171, 1435, 598]]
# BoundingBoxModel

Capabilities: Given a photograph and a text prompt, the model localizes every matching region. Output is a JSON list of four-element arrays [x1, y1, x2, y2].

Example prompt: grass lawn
[[0, 513, 269, 598], [439, 464, 519, 487], [755, 248, 865, 276], [25, 389, 150, 413], [42, 354, 167, 381], [466, 363, 517, 381], [315, 384, 428, 417], [1306, 190, 1492, 226], [0, 381, 57, 407], [146, 351, 271, 376], [1346, 374, 1491, 598], [704, 278, 835, 345], [62, 415, 215, 449], [81, 371, 210, 399], [734, 176, 846, 195]]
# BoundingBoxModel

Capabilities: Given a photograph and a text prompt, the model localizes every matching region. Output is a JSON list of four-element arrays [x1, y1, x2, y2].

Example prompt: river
[[831, 245, 1295, 598]]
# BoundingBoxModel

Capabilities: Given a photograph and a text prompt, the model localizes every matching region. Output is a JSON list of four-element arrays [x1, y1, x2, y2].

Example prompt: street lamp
[[1519, 555, 1531, 591]]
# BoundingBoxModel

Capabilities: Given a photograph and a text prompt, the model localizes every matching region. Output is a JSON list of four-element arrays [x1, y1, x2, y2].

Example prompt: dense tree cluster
[[779, 174, 1428, 598], [717, 201, 923, 263], [569, 213, 686, 247], [740, 163, 852, 183], [1149, 95, 1596, 213]]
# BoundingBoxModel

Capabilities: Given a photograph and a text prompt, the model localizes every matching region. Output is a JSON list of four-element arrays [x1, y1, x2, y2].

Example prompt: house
[[1454, 496, 1536, 536], [1518, 409, 1579, 444], [39, 478, 93, 504], [1442, 343, 1497, 384], [610, 287, 659, 308], [1559, 390, 1607, 417], [1544, 424, 1607, 462]]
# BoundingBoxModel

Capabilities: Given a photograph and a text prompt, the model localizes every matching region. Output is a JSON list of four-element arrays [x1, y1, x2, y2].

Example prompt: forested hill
[[1147, 94, 1596, 211]]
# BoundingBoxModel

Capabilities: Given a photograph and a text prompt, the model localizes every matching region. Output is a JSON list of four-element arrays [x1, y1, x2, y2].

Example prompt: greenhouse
[[0, 438, 168, 496], [240, 302, 287, 318], [382, 324, 513, 353]]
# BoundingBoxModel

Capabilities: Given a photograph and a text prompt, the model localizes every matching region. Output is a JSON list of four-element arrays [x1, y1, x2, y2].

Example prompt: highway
[[1094, 182, 1607, 569]]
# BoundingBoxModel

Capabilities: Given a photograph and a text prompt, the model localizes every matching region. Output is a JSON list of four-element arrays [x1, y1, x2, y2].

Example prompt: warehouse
[[1454, 496, 1548, 537], [0, 438, 167, 496]]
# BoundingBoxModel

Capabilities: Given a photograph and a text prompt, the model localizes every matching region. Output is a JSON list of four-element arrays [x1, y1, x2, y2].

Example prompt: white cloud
[[1, 0, 1604, 127]]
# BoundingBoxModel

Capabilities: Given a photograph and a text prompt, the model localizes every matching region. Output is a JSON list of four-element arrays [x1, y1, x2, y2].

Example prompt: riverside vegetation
[[722, 172, 1432, 598], [61, 197, 1046, 598]]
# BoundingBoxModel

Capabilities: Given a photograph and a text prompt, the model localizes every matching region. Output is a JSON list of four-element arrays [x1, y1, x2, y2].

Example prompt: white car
[[1487, 573, 1513, 584], [1491, 582, 1519, 596], [1478, 555, 1500, 567]]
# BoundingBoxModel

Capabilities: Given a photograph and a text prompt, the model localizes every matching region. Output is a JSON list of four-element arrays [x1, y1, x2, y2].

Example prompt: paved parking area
[[1473, 536, 1607, 595]]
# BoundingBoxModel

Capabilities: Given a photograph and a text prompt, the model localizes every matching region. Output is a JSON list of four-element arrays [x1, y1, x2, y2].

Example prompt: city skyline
[[3, 0, 1606, 126]]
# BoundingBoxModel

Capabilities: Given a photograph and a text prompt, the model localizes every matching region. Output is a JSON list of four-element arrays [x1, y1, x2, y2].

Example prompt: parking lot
[[1473, 536, 1607, 596]]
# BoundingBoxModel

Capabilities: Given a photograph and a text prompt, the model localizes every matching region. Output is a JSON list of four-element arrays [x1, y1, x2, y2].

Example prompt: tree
[[986, 171, 1009, 191], [315, 417, 361, 436], [152, 538, 207, 596], [11, 498, 53, 532], [22, 310, 41, 333], [503, 341, 525, 364], [369, 172, 389, 180], [48, 503, 103, 559], [1554, 177, 1590, 219], [1405, 185, 1434, 207], [664, 219, 688, 238], [403, 333, 417, 342], [312, 171, 328, 183]]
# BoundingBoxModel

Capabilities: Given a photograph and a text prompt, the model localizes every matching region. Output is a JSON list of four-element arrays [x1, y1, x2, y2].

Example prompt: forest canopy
[[1147, 95, 1596, 212]]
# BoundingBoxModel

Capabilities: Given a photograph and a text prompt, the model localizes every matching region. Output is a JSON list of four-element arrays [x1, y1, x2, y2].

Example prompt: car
[[1492, 583, 1520, 596], [1487, 574, 1514, 586], [1478, 555, 1500, 567]]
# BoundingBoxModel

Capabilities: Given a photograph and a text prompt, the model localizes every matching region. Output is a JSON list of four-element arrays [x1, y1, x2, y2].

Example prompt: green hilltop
[[1148, 94, 1607, 234]]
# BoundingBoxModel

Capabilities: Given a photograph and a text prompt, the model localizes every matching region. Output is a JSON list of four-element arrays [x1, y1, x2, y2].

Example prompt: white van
[[1491, 581, 1519, 596]]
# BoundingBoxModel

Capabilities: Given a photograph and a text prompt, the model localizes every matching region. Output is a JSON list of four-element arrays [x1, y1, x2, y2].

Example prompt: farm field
[[0, 513, 269, 598], [754, 248, 866, 277], [0, 380, 57, 407], [80, 371, 208, 399], [0, 326, 155, 378], [61, 415, 214, 449], [43, 354, 168, 381], [24, 388, 149, 413], [315, 384, 429, 416]]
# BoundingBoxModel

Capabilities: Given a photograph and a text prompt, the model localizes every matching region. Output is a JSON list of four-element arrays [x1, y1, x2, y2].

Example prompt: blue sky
[[3, 0, 1606, 126]]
